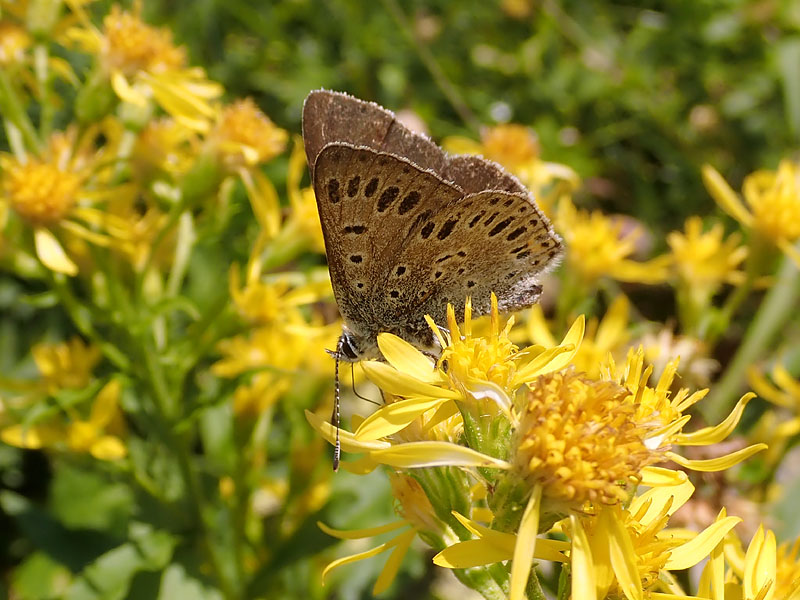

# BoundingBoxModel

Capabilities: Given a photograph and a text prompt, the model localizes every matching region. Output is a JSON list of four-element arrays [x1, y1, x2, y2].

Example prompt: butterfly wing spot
[[398, 190, 421, 215], [356, 282, 364, 289], [457, 251, 466, 257], [467, 280, 476, 288], [343, 225, 367, 234], [541, 241, 550, 248], [484, 212, 499, 226], [504, 198, 515, 207], [488, 217, 514, 236], [420, 222, 436, 239], [437, 218, 458, 240], [510, 245, 527, 254], [506, 271, 518, 279], [436, 254, 453, 263], [468, 212, 485, 228], [489, 197, 500, 205], [530, 219, 538, 226], [364, 178, 379, 197], [395, 266, 406, 275], [517, 250, 531, 259], [350, 255, 363, 263], [327, 179, 341, 204], [506, 226, 527, 241], [457, 267, 465, 275], [377, 186, 400, 212], [434, 271, 443, 279], [347, 176, 361, 197], [390, 290, 400, 298]]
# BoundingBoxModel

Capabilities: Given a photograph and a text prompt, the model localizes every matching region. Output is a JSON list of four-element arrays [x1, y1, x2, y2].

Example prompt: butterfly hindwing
[[378, 190, 562, 327]]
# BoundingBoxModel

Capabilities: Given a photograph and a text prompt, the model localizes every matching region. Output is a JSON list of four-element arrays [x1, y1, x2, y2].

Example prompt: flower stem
[[0, 69, 40, 153], [704, 253, 800, 423]]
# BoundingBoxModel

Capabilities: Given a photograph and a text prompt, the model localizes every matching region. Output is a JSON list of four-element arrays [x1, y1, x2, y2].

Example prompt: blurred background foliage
[[149, 0, 800, 229], [1, 1, 799, 599]]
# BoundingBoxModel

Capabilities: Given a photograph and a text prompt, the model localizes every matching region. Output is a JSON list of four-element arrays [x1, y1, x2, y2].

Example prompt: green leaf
[[158, 564, 223, 600], [10, 552, 72, 600], [65, 523, 177, 600], [777, 37, 800, 139]]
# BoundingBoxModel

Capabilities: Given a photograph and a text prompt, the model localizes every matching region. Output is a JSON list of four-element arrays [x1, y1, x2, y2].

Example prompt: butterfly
[[302, 90, 563, 467]]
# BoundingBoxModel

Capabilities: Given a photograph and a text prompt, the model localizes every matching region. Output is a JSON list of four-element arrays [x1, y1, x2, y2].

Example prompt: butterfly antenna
[[332, 336, 343, 471], [350, 363, 380, 406]]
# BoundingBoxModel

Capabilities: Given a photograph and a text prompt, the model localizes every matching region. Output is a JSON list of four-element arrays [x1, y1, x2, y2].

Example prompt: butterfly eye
[[340, 335, 359, 360]]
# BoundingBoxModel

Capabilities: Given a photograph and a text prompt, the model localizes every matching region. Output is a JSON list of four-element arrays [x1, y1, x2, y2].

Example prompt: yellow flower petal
[[239, 167, 281, 239], [674, 393, 755, 445], [368, 442, 510, 469], [354, 397, 451, 441], [664, 516, 741, 570], [376, 333, 439, 383], [338, 456, 379, 475], [510, 484, 542, 600], [318, 520, 410, 541], [89, 380, 122, 428], [90, 436, 127, 460], [526, 305, 557, 347], [744, 526, 776, 600], [373, 530, 416, 595], [640, 466, 688, 487], [360, 361, 459, 399], [434, 540, 513, 568], [772, 363, 800, 401], [321, 540, 395, 583], [666, 444, 766, 472], [702, 164, 754, 227], [777, 238, 800, 269], [629, 478, 695, 526], [747, 368, 793, 408], [111, 71, 148, 106], [571, 514, 598, 600], [607, 507, 643, 600], [34, 227, 78, 275], [304, 410, 390, 452]]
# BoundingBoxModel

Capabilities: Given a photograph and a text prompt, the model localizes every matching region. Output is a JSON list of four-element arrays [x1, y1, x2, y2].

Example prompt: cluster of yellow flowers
[[305, 125, 800, 598], [3, 3, 800, 600]]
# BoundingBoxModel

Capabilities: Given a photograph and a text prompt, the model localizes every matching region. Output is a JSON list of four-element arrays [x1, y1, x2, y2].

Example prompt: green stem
[[0, 69, 40, 152], [379, 0, 481, 133], [704, 253, 800, 423], [140, 341, 240, 600], [33, 43, 54, 139]]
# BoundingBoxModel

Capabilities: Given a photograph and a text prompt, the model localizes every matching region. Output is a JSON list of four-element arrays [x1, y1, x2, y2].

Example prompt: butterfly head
[[329, 326, 381, 362]]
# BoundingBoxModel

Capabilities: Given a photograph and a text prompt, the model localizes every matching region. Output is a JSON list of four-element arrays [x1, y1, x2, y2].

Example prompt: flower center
[[3, 160, 81, 226]]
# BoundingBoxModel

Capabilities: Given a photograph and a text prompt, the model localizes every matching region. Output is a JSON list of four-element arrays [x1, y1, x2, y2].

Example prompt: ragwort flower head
[[0, 21, 32, 65], [556, 197, 671, 286], [513, 368, 661, 509], [667, 216, 747, 298], [100, 4, 186, 77], [210, 98, 288, 169], [703, 160, 800, 266]]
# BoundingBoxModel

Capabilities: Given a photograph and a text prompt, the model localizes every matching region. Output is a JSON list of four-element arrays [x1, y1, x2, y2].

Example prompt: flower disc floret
[[2, 159, 82, 226], [514, 369, 662, 507]]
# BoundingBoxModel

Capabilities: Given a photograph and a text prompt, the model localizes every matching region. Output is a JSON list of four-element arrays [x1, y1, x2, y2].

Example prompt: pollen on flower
[[513, 369, 663, 507], [439, 296, 519, 395], [0, 22, 31, 65], [101, 5, 186, 77], [2, 158, 82, 226], [212, 99, 288, 168]]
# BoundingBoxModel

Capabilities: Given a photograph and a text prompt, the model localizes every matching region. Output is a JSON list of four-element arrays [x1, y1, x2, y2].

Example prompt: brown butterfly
[[302, 90, 563, 468]]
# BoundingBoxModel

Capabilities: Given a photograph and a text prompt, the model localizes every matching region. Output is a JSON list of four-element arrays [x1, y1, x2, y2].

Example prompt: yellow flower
[[513, 368, 661, 509], [337, 296, 583, 451], [284, 137, 326, 253], [556, 197, 671, 285], [747, 362, 800, 466], [319, 473, 445, 595], [1, 380, 127, 460], [132, 117, 200, 178], [667, 216, 748, 302], [702, 522, 778, 600], [209, 99, 288, 169], [0, 125, 138, 275], [443, 124, 579, 216], [703, 160, 800, 266], [66, 4, 223, 132], [0, 21, 32, 65], [31, 336, 101, 394], [638, 328, 718, 388], [436, 472, 740, 600], [526, 294, 630, 378]]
